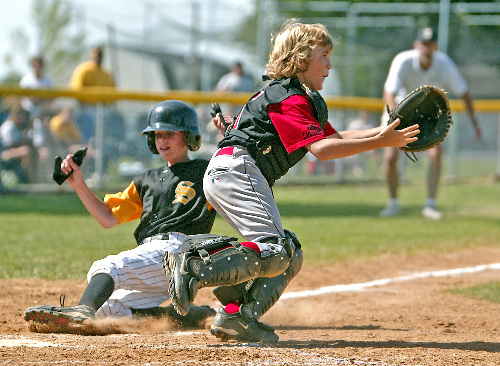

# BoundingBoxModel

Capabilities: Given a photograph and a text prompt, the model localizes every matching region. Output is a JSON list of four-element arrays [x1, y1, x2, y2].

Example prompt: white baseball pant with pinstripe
[[86, 232, 185, 318]]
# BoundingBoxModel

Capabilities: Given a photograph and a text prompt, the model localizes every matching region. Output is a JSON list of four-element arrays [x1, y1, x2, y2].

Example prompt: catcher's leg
[[166, 233, 297, 316], [209, 235, 303, 343]]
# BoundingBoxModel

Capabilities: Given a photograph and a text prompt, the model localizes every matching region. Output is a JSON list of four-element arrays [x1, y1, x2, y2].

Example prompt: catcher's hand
[[53, 146, 88, 185], [387, 85, 453, 161]]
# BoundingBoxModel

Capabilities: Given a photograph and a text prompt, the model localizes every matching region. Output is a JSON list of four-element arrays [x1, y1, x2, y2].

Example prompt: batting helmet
[[141, 100, 202, 153]]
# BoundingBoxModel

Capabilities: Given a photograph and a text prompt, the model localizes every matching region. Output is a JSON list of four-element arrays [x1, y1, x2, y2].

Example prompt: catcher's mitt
[[387, 85, 453, 161]]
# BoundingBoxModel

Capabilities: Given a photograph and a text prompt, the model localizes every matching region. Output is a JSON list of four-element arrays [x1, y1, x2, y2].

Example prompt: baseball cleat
[[210, 307, 279, 343], [24, 304, 95, 327], [166, 304, 215, 329], [132, 304, 215, 329]]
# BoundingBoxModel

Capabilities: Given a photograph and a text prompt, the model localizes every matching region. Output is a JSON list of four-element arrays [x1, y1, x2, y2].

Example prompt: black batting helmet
[[141, 100, 202, 153]]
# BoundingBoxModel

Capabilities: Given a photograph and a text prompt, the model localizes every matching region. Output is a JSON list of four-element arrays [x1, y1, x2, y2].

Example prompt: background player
[[380, 27, 482, 220], [24, 100, 221, 332], [167, 20, 420, 343]]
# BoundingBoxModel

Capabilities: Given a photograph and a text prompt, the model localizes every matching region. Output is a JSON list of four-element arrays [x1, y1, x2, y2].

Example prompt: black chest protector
[[218, 77, 328, 187]]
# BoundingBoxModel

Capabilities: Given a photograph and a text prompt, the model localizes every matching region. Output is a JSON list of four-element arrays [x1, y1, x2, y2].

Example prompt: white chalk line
[[282, 262, 500, 300]]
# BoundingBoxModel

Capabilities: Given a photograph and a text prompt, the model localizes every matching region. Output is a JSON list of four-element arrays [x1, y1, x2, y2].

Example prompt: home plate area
[[1, 247, 499, 365]]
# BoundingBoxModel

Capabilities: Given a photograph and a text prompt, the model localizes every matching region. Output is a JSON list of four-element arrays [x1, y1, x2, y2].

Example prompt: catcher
[[380, 27, 482, 220], [24, 100, 224, 332], [166, 20, 419, 344]]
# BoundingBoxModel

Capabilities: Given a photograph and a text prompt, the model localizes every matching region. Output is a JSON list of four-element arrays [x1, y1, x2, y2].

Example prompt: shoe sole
[[210, 326, 235, 341], [210, 325, 279, 343], [25, 308, 89, 326]]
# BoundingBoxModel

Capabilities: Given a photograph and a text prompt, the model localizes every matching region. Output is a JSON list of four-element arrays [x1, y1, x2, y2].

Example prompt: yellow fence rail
[[1, 86, 500, 113]]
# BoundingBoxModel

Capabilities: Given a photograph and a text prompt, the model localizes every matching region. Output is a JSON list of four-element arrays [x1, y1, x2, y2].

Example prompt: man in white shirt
[[380, 27, 482, 220], [215, 62, 256, 93], [19, 56, 53, 116]]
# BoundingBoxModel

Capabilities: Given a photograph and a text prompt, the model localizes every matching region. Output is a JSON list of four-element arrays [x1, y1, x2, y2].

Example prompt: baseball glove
[[387, 85, 453, 161]]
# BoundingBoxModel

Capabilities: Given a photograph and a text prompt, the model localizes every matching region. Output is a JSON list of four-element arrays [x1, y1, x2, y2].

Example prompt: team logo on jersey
[[173, 181, 196, 204]]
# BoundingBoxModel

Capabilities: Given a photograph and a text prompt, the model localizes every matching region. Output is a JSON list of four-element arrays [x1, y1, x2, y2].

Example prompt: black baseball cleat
[[132, 304, 215, 329], [24, 304, 95, 328], [167, 252, 198, 316], [210, 307, 279, 343]]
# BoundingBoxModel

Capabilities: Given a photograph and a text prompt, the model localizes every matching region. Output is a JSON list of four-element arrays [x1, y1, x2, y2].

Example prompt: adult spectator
[[69, 45, 115, 143], [215, 62, 256, 93], [0, 104, 32, 183], [70, 46, 115, 90], [380, 27, 482, 220], [19, 56, 54, 117], [49, 106, 84, 151], [215, 62, 257, 116]]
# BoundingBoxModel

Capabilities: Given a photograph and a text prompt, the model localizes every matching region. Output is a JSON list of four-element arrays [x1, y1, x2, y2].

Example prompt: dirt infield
[[1, 247, 499, 365]]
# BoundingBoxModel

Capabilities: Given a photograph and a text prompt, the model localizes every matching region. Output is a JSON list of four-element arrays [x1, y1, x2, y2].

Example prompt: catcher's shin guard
[[213, 230, 303, 320], [166, 233, 295, 316], [245, 247, 303, 320], [214, 248, 303, 320]]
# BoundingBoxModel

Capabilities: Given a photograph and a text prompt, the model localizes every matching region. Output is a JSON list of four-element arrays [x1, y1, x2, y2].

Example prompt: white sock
[[425, 198, 436, 208], [389, 198, 399, 206]]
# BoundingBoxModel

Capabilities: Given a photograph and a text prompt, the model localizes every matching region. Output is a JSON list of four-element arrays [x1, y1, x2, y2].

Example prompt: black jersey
[[132, 159, 215, 244]]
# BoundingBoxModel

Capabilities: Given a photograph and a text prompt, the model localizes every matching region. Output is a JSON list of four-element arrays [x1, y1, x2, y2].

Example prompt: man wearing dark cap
[[380, 27, 481, 220]]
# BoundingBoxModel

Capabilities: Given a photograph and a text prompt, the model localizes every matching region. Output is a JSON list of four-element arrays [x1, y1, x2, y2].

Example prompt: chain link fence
[[1, 89, 498, 193]]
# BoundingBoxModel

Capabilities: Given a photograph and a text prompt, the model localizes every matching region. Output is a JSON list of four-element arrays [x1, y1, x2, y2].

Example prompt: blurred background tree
[[3, 0, 85, 85]]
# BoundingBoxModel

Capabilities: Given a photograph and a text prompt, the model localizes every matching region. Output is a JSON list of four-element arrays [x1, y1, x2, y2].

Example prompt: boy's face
[[154, 130, 189, 165], [299, 44, 332, 91]]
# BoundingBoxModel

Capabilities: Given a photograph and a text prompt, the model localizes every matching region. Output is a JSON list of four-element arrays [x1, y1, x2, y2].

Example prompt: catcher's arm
[[308, 121, 418, 160], [337, 126, 383, 139]]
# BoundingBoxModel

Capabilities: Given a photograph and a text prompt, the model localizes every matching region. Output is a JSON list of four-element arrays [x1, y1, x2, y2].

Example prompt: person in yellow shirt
[[49, 106, 82, 146], [69, 46, 115, 143], [69, 46, 114, 89]]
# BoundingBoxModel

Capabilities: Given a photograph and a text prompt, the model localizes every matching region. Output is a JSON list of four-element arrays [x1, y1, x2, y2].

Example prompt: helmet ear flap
[[147, 132, 159, 154], [184, 131, 202, 151]]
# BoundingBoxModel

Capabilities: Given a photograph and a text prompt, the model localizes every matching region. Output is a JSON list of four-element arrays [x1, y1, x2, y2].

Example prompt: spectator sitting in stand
[[49, 105, 85, 155], [0, 104, 32, 184]]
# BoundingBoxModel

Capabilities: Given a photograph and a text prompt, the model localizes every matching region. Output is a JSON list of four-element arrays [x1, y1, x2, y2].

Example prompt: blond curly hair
[[266, 20, 333, 80]]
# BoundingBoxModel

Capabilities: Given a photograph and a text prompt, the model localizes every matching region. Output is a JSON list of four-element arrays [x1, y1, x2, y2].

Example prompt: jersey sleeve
[[267, 94, 336, 153], [439, 53, 468, 96], [103, 181, 143, 224], [384, 52, 406, 94]]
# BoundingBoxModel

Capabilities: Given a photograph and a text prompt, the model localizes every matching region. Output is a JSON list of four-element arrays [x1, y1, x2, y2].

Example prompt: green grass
[[1, 179, 499, 279], [448, 282, 500, 304]]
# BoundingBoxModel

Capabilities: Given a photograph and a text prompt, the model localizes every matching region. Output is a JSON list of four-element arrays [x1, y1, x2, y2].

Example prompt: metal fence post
[[95, 102, 105, 189], [497, 112, 500, 179], [447, 112, 460, 180]]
